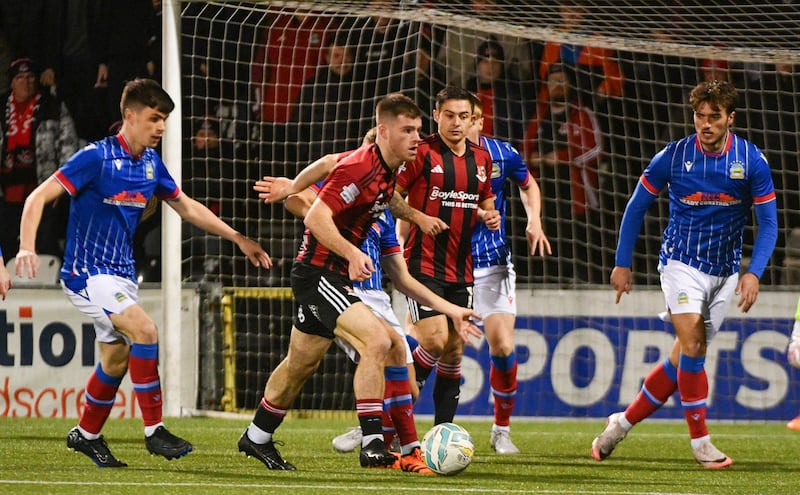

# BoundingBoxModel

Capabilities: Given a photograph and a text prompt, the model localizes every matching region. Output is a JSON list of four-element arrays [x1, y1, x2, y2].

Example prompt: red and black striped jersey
[[396, 134, 494, 283], [296, 144, 395, 275]]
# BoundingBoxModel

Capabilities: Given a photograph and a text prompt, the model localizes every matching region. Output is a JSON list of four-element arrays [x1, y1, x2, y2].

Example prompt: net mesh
[[177, 0, 800, 413]]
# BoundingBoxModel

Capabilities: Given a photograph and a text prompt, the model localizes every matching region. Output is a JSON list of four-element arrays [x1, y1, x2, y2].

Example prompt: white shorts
[[659, 259, 737, 343], [334, 288, 413, 365], [61, 274, 139, 344], [473, 264, 517, 318]]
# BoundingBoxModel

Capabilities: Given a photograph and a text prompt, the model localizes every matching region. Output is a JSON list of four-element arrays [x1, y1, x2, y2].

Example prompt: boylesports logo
[[679, 192, 740, 207], [429, 187, 479, 202]]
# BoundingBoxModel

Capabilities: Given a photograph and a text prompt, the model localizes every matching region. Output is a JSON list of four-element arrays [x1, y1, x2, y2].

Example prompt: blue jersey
[[617, 132, 777, 277], [471, 136, 530, 268], [54, 134, 179, 282], [353, 211, 401, 291]]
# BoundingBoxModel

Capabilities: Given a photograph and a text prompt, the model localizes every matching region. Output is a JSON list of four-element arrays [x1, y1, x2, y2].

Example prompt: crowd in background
[[1, 0, 797, 287]]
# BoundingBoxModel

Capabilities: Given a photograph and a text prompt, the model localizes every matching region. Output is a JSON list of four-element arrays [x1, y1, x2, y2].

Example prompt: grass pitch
[[0, 416, 797, 495]]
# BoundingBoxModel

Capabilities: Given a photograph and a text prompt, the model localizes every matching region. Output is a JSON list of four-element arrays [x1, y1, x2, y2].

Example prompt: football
[[421, 422, 474, 475], [788, 340, 800, 368]]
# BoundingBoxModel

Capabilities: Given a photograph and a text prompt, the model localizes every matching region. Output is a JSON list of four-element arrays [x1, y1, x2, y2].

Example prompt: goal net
[[177, 0, 800, 418]]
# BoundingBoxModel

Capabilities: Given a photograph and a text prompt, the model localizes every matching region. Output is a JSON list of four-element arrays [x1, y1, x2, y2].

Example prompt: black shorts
[[406, 273, 473, 323], [291, 263, 362, 339]]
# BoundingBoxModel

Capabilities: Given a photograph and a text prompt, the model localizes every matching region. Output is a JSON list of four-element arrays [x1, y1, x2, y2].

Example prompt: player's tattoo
[[389, 193, 415, 222]]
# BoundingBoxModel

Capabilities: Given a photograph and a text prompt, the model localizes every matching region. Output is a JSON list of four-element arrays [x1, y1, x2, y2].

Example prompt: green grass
[[0, 417, 797, 494]]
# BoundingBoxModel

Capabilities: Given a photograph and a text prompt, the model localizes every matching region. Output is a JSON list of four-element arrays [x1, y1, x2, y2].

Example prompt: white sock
[[78, 426, 100, 441], [690, 434, 711, 450], [247, 423, 272, 444], [144, 422, 164, 437], [618, 414, 633, 431]]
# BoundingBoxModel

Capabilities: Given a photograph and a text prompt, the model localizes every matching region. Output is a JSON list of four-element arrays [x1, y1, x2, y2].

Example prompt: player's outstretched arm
[[255, 153, 341, 204], [519, 176, 551, 256], [16, 176, 66, 279], [382, 253, 482, 344], [166, 192, 272, 269]]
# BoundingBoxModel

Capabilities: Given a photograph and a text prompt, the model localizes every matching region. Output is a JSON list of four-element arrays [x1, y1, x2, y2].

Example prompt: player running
[[238, 94, 481, 471], [591, 79, 778, 469], [15, 79, 272, 467], [466, 93, 550, 453]]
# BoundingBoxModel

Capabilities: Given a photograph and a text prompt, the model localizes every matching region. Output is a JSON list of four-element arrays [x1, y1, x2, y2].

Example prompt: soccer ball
[[788, 340, 800, 368], [421, 422, 474, 475]]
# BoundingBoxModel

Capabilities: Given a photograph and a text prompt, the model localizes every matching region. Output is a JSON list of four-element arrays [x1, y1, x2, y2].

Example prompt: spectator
[[251, 9, 337, 166], [523, 63, 603, 284], [25, 1, 110, 143], [436, 0, 534, 88], [344, 3, 415, 125], [182, 2, 256, 156], [0, 58, 78, 258], [400, 29, 445, 134], [180, 116, 249, 283], [290, 33, 364, 163], [91, 0, 159, 135], [465, 39, 529, 148], [700, 58, 731, 83], [537, 0, 624, 107]]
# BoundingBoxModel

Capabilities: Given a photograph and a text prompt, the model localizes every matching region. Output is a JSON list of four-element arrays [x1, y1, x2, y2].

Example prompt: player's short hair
[[467, 91, 483, 112], [120, 78, 176, 116], [435, 86, 474, 112], [689, 79, 737, 114], [375, 93, 422, 123]]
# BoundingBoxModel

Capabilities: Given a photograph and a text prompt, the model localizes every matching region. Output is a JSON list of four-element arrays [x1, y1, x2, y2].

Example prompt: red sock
[[381, 409, 396, 447], [489, 354, 517, 427], [678, 354, 709, 439], [79, 364, 123, 435], [384, 366, 418, 450], [129, 343, 162, 427], [625, 359, 678, 425]]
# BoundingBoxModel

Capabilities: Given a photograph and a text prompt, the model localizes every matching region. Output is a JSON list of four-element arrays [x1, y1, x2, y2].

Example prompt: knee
[[680, 339, 707, 358], [439, 345, 462, 365], [363, 334, 392, 360], [125, 317, 158, 344]]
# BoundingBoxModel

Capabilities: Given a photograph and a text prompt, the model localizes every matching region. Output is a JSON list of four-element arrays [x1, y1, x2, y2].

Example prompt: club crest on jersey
[[339, 183, 360, 204], [491, 163, 501, 179], [145, 160, 155, 179], [677, 290, 689, 304], [114, 292, 127, 302], [476, 165, 487, 182], [729, 161, 745, 179]]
